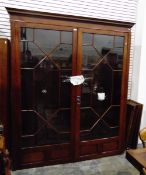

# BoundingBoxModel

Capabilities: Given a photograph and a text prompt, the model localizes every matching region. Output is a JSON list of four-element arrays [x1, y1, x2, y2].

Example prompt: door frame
[[11, 21, 80, 168], [77, 28, 130, 159]]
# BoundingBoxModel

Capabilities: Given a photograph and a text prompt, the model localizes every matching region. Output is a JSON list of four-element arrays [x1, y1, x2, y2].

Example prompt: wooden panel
[[80, 144, 99, 156], [80, 138, 119, 156], [21, 152, 44, 164], [0, 38, 10, 148], [102, 141, 118, 152], [50, 146, 70, 159], [20, 144, 71, 166], [126, 100, 143, 149]]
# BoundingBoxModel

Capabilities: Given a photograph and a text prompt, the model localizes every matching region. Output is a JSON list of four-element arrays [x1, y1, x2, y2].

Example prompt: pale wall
[[131, 0, 146, 129]]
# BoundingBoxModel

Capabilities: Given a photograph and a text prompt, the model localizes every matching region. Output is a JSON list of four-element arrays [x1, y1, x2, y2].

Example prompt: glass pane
[[102, 106, 120, 128], [82, 45, 101, 69], [105, 48, 123, 70], [36, 128, 70, 145], [113, 48, 123, 69], [115, 36, 124, 47], [112, 71, 122, 104], [22, 111, 37, 135], [51, 44, 72, 69], [80, 108, 99, 131], [81, 66, 113, 110], [81, 71, 93, 107], [105, 52, 118, 70], [35, 29, 60, 54], [35, 59, 60, 113], [94, 34, 114, 56], [83, 33, 92, 45], [61, 31, 72, 44], [36, 109, 71, 145], [21, 41, 44, 68], [21, 28, 33, 41], [92, 62, 112, 115], [81, 32, 124, 142], [81, 120, 112, 140], [60, 70, 72, 107], [80, 106, 120, 140], [50, 109, 71, 132], [20, 28, 72, 148], [21, 110, 71, 146], [21, 69, 34, 109]]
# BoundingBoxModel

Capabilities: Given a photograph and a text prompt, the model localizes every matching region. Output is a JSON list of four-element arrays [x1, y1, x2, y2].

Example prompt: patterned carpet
[[12, 154, 139, 175]]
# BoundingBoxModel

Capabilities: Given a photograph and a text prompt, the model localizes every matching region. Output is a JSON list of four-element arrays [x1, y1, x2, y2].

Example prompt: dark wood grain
[[0, 39, 10, 148], [126, 100, 143, 149], [6, 7, 134, 28]]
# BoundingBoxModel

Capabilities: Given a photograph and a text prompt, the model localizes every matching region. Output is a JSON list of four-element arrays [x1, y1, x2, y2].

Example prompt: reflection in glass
[[103, 106, 120, 128], [20, 27, 72, 147], [82, 45, 101, 68], [22, 111, 37, 135], [112, 71, 122, 104], [113, 48, 123, 69], [21, 70, 34, 109], [61, 31, 72, 44], [105, 48, 123, 69], [81, 32, 124, 141], [51, 44, 72, 69], [80, 108, 98, 131], [94, 34, 114, 55], [21, 41, 43, 68], [21, 28, 33, 41], [81, 71, 93, 107], [106, 52, 118, 69], [83, 33, 92, 45], [50, 109, 71, 132], [80, 107, 119, 141], [115, 36, 124, 47], [35, 29, 60, 54], [92, 62, 112, 115], [35, 61, 60, 114], [60, 70, 72, 107], [21, 110, 71, 147]]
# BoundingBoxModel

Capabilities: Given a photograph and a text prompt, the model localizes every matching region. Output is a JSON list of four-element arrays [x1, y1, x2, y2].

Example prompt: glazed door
[[21, 27, 73, 145], [15, 25, 78, 167], [12, 23, 128, 169], [79, 29, 127, 157]]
